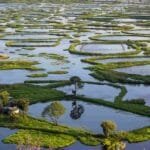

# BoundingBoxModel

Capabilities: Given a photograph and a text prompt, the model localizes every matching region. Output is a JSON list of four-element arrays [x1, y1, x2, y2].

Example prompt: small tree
[[0, 91, 9, 106], [16, 98, 29, 113], [9, 112, 19, 122], [42, 101, 66, 125], [70, 76, 83, 96], [101, 120, 117, 137]]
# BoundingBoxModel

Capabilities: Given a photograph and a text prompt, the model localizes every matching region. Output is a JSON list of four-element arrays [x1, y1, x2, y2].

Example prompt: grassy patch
[[0, 84, 65, 104], [0, 60, 43, 71], [48, 71, 68, 74], [84, 55, 150, 84], [39, 53, 69, 63], [3, 129, 76, 148], [68, 40, 143, 56], [0, 115, 149, 148], [126, 126, 150, 143], [90, 68, 150, 85], [0, 115, 100, 147], [5, 41, 57, 47], [27, 73, 48, 78]]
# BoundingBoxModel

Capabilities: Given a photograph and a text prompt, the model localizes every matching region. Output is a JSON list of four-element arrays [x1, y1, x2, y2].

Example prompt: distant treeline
[[0, 0, 93, 3]]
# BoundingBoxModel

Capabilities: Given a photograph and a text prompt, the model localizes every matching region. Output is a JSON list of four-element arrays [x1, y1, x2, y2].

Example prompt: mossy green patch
[[3, 129, 76, 148], [39, 53, 69, 63], [126, 126, 150, 143], [0, 84, 65, 104], [27, 73, 48, 78], [48, 71, 68, 74], [0, 114, 100, 147], [0, 60, 42, 71]]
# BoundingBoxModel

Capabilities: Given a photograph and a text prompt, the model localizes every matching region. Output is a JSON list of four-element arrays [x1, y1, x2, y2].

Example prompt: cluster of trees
[[0, 90, 29, 121], [101, 120, 126, 150]]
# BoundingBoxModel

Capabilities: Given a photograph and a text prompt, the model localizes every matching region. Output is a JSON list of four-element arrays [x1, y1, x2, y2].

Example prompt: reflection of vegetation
[[70, 103, 84, 120], [42, 101, 66, 125], [69, 76, 85, 119]]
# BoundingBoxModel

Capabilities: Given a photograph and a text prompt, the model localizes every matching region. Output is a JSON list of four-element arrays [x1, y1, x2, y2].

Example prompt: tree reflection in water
[[70, 101, 84, 120], [69, 76, 85, 120]]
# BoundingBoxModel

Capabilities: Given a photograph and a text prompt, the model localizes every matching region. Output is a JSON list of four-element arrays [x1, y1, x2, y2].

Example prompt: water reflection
[[70, 100, 84, 120], [29, 100, 150, 133]]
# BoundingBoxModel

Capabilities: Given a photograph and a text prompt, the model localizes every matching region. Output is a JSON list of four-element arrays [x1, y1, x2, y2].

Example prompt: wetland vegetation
[[0, 0, 150, 149]]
